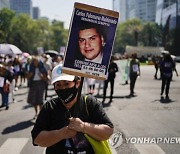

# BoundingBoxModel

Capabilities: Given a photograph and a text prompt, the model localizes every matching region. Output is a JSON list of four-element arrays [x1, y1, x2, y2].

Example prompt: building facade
[[0, 0, 9, 10], [156, 0, 180, 29], [10, 0, 32, 17], [113, 0, 157, 23], [33, 7, 40, 19], [113, 0, 126, 23], [127, 0, 157, 22]]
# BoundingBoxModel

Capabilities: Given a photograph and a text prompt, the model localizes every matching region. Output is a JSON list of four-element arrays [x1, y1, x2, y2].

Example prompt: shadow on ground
[[22, 104, 33, 110], [1, 120, 34, 134], [152, 97, 176, 104], [95, 95, 137, 99], [159, 96, 175, 104]]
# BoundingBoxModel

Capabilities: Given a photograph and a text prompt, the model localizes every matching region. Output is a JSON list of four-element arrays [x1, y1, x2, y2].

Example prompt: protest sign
[[62, 2, 119, 80], [116, 59, 130, 82]]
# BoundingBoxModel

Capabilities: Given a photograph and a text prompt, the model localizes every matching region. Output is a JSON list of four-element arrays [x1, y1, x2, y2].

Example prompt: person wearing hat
[[160, 53, 176, 99], [31, 64, 114, 154]]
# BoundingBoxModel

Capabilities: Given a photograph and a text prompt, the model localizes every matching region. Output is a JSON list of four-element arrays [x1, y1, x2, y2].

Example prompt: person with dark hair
[[129, 53, 140, 96], [27, 57, 47, 119], [31, 64, 113, 154], [78, 22, 105, 64], [160, 54, 176, 99], [102, 56, 118, 103]]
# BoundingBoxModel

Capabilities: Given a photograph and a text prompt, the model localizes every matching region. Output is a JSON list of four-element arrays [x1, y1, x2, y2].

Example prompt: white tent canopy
[[125, 45, 164, 57]]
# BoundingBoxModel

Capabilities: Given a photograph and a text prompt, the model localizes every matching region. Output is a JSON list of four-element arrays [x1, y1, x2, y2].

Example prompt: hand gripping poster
[[62, 2, 119, 80]]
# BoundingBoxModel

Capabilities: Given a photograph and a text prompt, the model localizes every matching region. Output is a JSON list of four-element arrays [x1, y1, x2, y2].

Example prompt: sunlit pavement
[[0, 63, 180, 154]]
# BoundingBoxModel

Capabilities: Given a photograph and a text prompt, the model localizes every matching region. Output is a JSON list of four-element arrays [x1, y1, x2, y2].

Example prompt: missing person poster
[[62, 2, 119, 80]]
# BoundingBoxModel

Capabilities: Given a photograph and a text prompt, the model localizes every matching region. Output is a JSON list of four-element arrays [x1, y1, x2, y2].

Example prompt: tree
[[114, 19, 143, 53], [140, 22, 162, 46], [0, 8, 15, 43], [0, 9, 68, 54], [50, 20, 68, 51], [36, 18, 52, 51], [10, 14, 42, 53]]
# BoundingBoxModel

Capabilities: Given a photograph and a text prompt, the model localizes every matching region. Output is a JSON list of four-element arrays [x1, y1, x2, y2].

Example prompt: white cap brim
[[51, 73, 75, 84]]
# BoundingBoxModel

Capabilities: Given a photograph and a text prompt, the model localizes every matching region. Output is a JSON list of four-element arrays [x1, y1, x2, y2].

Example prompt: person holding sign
[[62, 2, 119, 80], [129, 53, 140, 96], [78, 22, 106, 64], [31, 64, 113, 154]]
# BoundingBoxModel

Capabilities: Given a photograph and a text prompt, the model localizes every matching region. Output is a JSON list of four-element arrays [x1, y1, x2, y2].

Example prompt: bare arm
[[83, 122, 113, 141], [34, 126, 77, 147], [68, 118, 113, 141]]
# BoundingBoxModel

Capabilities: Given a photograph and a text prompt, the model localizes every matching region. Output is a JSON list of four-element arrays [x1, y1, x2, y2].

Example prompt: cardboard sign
[[62, 2, 119, 80]]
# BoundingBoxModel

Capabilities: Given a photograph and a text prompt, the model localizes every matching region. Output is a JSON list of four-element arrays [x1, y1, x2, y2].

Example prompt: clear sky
[[32, 0, 113, 28]]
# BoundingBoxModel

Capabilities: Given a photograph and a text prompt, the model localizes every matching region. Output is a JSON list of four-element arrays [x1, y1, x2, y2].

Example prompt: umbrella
[[45, 50, 59, 57], [0, 44, 22, 55], [22, 52, 30, 58]]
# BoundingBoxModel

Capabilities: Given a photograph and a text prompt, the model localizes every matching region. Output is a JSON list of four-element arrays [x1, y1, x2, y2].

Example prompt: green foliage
[[50, 20, 68, 51], [10, 14, 37, 52], [0, 8, 68, 53], [140, 22, 162, 46], [113, 19, 164, 54], [114, 19, 143, 53], [0, 8, 15, 43], [35, 18, 52, 52], [1, 8, 177, 56]]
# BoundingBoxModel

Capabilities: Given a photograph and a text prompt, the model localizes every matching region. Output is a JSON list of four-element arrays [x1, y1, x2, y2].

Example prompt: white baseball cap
[[51, 64, 75, 84]]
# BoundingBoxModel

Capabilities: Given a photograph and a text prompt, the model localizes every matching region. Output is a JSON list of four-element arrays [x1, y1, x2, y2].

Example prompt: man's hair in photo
[[79, 21, 106, 42]]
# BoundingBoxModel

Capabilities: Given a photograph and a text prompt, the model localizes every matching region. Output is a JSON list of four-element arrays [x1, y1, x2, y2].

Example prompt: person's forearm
[[83, 123, 113, 141], [34, 128, 66, 147]]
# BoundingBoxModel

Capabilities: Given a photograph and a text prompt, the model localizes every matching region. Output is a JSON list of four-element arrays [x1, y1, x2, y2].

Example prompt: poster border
[[62, 67, 106, 80], [62, 2, 119, 80], [74, 2, 119, 18]]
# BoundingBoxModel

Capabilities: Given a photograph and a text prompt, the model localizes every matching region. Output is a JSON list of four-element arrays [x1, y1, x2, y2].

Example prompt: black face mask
[[55, 84, 78, 104]]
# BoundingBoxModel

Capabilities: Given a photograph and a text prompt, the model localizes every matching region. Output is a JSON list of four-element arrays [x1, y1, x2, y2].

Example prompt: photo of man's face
[[78, 28, 104, 60]]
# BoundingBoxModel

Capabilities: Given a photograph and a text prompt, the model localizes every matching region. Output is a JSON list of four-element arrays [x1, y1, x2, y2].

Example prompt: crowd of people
[[0, 51, 178, 112], [0, 50, 179, 154], [0, 53, 63, 112], [84, 52, 178, 102]]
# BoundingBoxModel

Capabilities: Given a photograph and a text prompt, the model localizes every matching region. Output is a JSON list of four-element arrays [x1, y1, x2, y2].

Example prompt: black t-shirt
[[108, 62, 118, 80], [160, 60, 175, 78], [31, 95, 113, 154]]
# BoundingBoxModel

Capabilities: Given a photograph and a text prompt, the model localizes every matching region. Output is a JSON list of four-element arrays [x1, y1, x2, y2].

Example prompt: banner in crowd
[[62, 2, 119, 80], [116, 59, 130, 82]]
